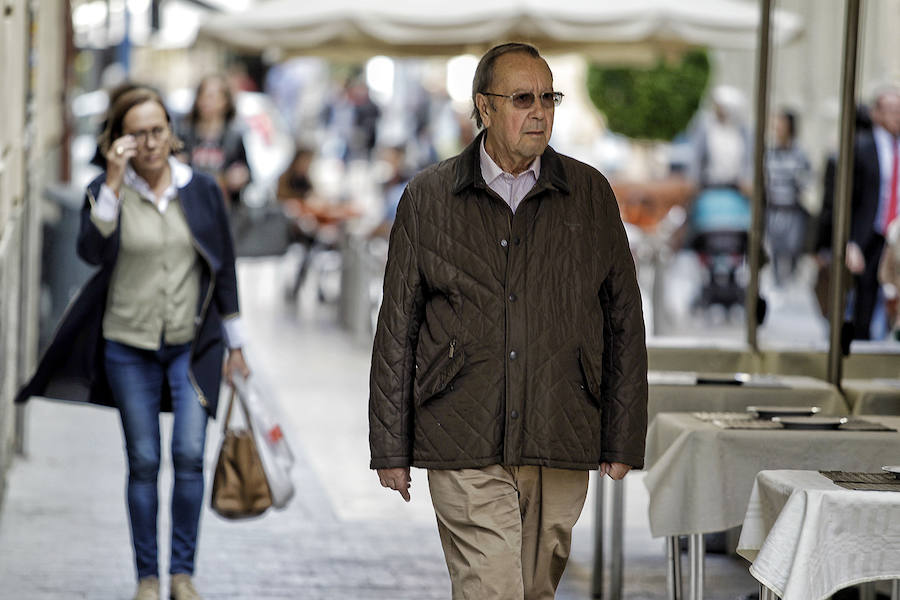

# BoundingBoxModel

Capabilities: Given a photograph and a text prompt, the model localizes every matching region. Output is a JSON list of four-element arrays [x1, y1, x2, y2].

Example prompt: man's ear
[[475, 94, 492, 129]]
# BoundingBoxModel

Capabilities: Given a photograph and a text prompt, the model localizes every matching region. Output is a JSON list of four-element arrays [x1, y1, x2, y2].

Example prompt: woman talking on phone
[[18, 87, 249, 600]]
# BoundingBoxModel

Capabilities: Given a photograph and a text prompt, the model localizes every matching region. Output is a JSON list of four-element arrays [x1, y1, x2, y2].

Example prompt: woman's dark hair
[[470, 42, 543, 129], [189, 74, 237, 125], [98, 86, 182, 155]]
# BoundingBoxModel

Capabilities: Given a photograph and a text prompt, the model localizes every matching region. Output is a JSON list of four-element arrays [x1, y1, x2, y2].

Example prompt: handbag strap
[[222, 386, 254, 434]]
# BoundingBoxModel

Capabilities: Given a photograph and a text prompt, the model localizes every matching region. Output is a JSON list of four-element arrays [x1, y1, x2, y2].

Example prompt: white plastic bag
[[231, 373, 295, 509]]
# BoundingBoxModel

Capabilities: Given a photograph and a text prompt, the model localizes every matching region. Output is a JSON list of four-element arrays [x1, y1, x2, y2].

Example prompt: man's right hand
[[377, 467, 411, 502], [846, 241, 866, 274]]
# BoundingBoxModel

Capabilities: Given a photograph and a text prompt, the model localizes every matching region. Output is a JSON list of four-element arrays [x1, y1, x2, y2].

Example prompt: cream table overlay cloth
[[737, 470, 900, 600], [643, 414, 900, 537], [647, 373, 848, 423], [842, 379, 900, 415]]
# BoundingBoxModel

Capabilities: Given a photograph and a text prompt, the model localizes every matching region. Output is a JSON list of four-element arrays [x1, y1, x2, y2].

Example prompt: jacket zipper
[[188, 234, 216, 408], [449, 339, 456, 359]]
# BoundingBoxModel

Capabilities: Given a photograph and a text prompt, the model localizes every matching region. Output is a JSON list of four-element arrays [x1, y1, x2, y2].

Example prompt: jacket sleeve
[[77, 179, 119, 266], [369, 187, 425, 469], [598, 178, 648, 469], [209, 179, 240, 319]]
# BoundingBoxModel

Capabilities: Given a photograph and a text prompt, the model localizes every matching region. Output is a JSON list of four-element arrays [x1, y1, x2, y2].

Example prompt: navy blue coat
[[16, 170, 240, 418]]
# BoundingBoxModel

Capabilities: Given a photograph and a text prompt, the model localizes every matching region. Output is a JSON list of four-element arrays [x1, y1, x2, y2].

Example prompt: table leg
[[666, 536, 683, 600], [591, 473, 604, 598], [609, 478, 625, 600], [759, 583, 778, 600], [891, 579, 900, 600], [688, 533, 705, 600]]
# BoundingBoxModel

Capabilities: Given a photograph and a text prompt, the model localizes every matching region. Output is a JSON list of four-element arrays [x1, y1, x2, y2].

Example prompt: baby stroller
[[689, 187, 751, 311]]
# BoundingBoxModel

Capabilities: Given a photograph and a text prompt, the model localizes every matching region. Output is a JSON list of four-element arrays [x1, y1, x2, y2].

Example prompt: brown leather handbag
[[210, 389, 272, 519]]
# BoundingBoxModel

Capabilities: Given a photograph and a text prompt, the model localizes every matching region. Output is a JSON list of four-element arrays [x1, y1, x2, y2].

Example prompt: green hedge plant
[[586, 50, 711, 142]]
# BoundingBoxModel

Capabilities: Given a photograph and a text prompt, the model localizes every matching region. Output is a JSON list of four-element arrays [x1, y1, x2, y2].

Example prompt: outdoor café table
[[647, 372, 849, 422], [592, 373, 847, 598], [758, 340, 900, 379], [647, 338, 756, 373], [842, 378, 900, 415], [737, 470, 900, 600], [643, 413, 900, 600]]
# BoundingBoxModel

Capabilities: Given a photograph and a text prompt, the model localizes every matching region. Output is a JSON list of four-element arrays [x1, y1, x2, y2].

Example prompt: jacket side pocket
[[577, 347, 602, 406], [414, 338, 465, 406]]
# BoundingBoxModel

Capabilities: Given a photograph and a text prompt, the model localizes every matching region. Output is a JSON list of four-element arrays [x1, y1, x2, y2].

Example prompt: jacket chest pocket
[[414, 339, 465, 406]]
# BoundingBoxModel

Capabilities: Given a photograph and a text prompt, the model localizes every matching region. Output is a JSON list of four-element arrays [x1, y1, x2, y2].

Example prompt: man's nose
[[528, 102, 547, 120]]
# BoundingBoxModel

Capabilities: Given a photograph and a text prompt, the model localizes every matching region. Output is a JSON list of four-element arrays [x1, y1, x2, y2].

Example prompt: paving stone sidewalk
[[0, 259, 756, 599]]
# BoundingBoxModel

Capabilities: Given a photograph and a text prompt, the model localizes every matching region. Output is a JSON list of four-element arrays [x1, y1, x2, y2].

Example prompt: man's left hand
[[224, 348, 251, 386], [600, 462, 631, 480]]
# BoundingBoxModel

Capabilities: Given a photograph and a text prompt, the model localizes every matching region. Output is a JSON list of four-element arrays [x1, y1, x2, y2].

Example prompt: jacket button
[[500, 239, 508, 248], [510, 410, 519, 419], [580, 383, 586, 390], [509, 350, 518, 360], [508, 293, 517, 302]]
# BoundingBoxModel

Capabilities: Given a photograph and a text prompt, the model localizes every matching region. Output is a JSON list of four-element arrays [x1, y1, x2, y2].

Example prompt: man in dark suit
[[846, 88, 900, 339]]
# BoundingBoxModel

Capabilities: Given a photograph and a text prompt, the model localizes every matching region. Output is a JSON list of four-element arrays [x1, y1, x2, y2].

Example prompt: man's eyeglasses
[[482, 91, 564, 109], [126, 126, 169, 145]]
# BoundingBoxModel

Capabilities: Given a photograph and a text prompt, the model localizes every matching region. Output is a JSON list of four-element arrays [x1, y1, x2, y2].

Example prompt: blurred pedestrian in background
[[177, 74, 250, 210], [690, 85, 753, 194], [369, 42, 647, 599], [17, 87, 249, 600], [814, 105, 872, 319], [277, 146, 326, 300], [687, 86, 753, 312], [375, 144, 411, 225], [322, 72, 381, 163], [844, 87, 900, 339], [764, 108, 811, 287]]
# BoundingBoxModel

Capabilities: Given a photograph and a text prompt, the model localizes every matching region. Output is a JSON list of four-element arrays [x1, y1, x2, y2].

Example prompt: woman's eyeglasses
[[482, 91, 564, 109], [126, 126, 169, 145]]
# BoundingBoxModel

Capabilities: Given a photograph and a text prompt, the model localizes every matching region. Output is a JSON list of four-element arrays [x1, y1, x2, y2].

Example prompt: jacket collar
[[452, 130, 570, 197]]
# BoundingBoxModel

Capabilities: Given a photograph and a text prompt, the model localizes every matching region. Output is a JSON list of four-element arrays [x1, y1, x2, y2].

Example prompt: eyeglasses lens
[[131, 126, 167, 145], [510, 92, 563, 109], [512, 93, 535, 109]]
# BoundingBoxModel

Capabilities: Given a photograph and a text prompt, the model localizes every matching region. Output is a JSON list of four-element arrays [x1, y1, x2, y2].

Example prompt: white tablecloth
[[842, 378, 900, 415], [643, 413, 900, 537], [737, 470, 900, 600], [648, 372, 848, 423]]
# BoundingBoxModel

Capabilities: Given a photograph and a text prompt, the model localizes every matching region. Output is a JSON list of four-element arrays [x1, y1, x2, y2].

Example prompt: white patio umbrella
[[197, 0, 802, 60]]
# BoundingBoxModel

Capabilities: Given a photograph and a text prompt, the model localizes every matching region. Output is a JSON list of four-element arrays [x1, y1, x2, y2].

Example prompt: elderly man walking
[[369, 42, 648, 599]]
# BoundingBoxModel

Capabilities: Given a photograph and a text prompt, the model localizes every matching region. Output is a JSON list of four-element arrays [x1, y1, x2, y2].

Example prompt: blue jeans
[[105, 340, 209, 580]]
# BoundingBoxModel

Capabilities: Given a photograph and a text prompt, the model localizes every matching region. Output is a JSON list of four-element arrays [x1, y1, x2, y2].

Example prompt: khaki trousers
[[427, 465, 589, 600]]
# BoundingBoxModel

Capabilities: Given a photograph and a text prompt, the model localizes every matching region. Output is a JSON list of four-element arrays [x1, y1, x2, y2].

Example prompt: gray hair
[[873, 84, 900, 109], [470, 42, 543, 129]]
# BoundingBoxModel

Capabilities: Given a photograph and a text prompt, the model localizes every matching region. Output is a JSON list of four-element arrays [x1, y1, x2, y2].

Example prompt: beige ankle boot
[[133, 576, 159, 600], [170, 573, 202, 600]]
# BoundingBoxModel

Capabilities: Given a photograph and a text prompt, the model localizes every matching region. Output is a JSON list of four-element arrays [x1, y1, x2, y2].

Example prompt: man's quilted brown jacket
[[369, 133, 648, 471]]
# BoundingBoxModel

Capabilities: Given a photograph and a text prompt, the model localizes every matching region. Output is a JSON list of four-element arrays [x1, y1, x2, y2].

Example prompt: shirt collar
[[479, 134, 541, 185], [124, 156, 193, 207], [124, 156, 193, 193], [874, 125, 898, 146]]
